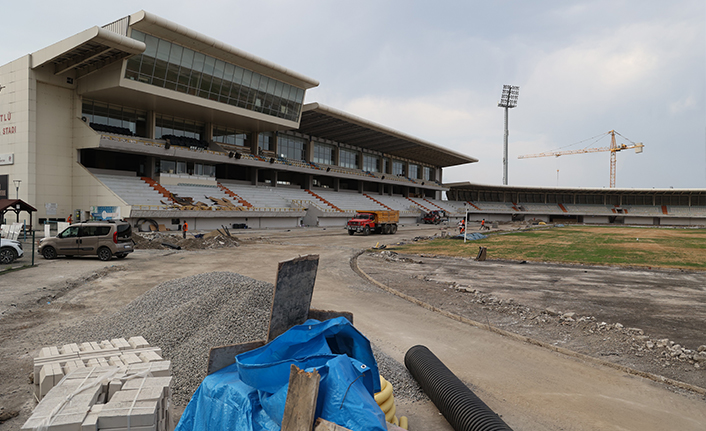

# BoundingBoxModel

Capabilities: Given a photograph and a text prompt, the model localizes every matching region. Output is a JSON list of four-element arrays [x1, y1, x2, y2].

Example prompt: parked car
[[38, 220, 134, 261], [0, 238, 24, 264]]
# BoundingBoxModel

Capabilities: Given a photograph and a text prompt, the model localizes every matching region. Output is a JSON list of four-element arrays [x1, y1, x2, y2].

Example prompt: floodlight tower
[[498, 85, 519, 185]]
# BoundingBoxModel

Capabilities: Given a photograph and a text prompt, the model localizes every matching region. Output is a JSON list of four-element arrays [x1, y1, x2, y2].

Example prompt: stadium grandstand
[[3, 10, 704, 232], [446, 183, 706, 226], [0, 10, 477, 231]]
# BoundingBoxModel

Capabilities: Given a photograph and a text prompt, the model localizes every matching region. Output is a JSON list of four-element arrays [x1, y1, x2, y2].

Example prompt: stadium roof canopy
[[445, 182, 706, 195], [299, 103, 478, 168]]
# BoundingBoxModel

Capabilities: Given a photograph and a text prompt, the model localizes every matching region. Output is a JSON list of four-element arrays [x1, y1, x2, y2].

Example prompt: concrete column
[[334, 145, 340, 166], [271, 170, 278, 187], [251, 132, 260, 155], [147, 111, 156, 139], [304, 174, 313, 189], [358, 181, 364, 194], [334, 178, 340, 192], [251, 168, 258, 185], [306, 139, 314, 162], [273, 133, 279, 156]]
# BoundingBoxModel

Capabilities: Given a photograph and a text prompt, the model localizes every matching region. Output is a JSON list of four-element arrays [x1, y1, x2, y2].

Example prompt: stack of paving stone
[[23, 337, 173, 431], [33, 336, 163, 400]]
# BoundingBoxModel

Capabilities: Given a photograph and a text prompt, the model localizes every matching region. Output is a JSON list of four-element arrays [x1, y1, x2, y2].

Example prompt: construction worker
[[183, 220, 188, 239], [458, 218, 465, 234], [480, 219, 485, 230], [67, 214, 72, 224]]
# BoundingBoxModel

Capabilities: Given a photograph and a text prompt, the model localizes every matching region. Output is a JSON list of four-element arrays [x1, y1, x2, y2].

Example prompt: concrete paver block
[[129, 336, 150, 349]]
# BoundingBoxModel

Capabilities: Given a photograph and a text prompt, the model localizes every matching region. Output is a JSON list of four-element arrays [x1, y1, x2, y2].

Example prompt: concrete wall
[[0, 56, 33, 204], [584, 216, 611, 224], [36, 81, 76, 220], [624, 216, 654, 225]]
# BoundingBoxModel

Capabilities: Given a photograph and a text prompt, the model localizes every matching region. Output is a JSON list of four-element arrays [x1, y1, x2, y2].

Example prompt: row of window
[[83, 99, 436, 181], [159, 160, 216, 177], [458, 191, 705, 206], [82, 100, 147, 136], [125, 30, 305, 122]]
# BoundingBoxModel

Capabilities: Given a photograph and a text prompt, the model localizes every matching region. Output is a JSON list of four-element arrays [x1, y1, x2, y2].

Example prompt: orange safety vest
[[184, 222, 188, 232]]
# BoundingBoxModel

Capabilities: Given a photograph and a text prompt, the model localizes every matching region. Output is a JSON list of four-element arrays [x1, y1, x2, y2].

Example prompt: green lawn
[[389, 226, 706, 270]]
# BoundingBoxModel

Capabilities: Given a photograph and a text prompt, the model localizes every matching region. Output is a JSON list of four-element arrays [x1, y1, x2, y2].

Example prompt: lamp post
[[498, 85, 519, 185], [13, 179, 21, 199], [13, 179, 21, 222]]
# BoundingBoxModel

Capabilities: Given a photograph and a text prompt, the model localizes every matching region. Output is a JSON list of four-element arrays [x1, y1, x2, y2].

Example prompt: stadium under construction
[[1, 10, 705, 232]]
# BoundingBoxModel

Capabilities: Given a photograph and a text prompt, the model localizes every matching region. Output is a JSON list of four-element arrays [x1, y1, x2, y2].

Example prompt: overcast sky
[[3, 1, 704, 189]]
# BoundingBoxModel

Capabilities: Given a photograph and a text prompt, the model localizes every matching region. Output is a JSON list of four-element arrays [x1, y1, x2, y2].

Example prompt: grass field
[[389, 226, 706, 270]]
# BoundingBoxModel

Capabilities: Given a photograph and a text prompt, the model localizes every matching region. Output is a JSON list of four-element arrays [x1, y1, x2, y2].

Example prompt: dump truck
[[347, 210, 399, 235]]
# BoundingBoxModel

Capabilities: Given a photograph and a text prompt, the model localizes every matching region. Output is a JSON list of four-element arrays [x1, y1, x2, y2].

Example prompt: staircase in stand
[[422, 198, 444, 210], [141, 177, 173, 202], [407, 197, 431, 212], [661, 205, 669, 215], [466, 201, 481, 210], [363, 194, 393, 210], [305, 190, 343, 212], [217, 183, 252, 208], [558, 203, 568, 213]]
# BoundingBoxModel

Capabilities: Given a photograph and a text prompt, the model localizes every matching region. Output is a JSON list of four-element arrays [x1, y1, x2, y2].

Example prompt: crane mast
[[518, 130, 643, 188]]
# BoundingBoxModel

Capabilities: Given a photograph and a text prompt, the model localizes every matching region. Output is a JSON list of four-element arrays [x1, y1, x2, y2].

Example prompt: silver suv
[[0, 238, 24, 264], [38, 220, 134, 261]]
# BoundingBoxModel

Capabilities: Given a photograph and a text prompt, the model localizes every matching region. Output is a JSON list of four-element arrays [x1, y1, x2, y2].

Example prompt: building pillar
[[251, 168, 258, 185], [251, 132, 260, 155], [304, 174, 313, 189], [334, 178, 340, 192], [147, 111, 156, 139], [271, 170, 278, 187], [306, 139, 314, 162], [273, 132, 279, 157]]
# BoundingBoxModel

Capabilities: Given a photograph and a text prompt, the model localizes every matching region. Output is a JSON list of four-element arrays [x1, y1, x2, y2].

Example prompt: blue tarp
[[454, 232, 488, 240], [175, 317, 387, 431]]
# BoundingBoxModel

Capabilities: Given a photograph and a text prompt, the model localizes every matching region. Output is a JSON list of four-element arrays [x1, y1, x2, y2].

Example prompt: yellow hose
[[375, 376, 408, 430]]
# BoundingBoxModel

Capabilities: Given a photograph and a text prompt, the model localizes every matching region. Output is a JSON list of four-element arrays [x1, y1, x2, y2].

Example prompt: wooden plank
[[308, 309, 354, 325], [267, 255, 320, 342], [281, 365, 320, 431], [206, 340, 266, 375], [314, 418, 353, 431]]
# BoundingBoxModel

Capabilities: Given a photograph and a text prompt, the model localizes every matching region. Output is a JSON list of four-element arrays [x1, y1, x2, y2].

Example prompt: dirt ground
[[358, 251, 706, 390], [1, 224, 705, 430]]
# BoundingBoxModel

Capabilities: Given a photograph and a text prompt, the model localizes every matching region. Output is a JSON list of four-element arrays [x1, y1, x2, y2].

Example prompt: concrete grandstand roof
[[129, 11, 319, 90], [299, 103, 478, 168], [31, 26, 146, 78], [445, 182, 706, 194]]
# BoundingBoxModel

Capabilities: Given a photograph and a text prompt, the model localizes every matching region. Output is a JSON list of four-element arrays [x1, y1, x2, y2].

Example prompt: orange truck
[[347, 210, 399, 235]]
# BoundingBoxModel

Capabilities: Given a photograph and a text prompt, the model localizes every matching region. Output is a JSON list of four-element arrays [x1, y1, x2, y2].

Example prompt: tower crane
[[518, 130, 644, 188]]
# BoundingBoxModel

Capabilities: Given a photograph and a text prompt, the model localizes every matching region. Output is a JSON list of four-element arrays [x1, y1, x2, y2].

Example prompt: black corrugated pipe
[[405, 345, 514, 431]]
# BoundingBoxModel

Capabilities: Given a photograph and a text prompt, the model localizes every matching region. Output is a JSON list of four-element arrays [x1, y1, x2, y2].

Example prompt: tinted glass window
[[117, 224, 132, 239], [59, 226, 80, 238]]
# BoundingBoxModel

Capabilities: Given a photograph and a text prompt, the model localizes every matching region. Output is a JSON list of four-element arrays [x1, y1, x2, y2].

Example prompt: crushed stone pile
[[51, 272, 272, 405], [50, 271, 425, 406]]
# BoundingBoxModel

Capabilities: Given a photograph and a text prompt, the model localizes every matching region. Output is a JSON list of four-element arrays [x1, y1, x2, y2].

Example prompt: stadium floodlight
[[498, 85, 519, 185]]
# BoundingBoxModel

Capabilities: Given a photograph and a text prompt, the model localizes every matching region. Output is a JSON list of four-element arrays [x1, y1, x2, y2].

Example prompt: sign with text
[[90, 206, 120, 220], [0, 153, 13, 165]]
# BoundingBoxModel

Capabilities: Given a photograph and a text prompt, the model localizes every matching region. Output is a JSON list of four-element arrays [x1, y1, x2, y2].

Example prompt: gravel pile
[[54, 272, 273, 405], [371, 344, 427, 403], [52, 270, 425, 406]]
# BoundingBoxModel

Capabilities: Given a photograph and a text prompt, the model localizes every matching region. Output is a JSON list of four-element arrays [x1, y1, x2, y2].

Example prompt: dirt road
[[1, 225, 704, 430]]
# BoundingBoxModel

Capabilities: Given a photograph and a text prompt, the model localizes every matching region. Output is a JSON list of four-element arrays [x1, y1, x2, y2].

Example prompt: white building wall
[[36, 81, 75, 220], [0, 56, 33, 204]]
